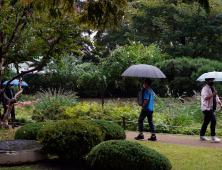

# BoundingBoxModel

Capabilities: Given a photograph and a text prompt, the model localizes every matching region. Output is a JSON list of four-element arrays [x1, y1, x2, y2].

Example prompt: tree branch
[[4, 37, 61, 91], [37, 33, 51, 46], [13, 18, 28, 43], [3, 10, 27, 52]]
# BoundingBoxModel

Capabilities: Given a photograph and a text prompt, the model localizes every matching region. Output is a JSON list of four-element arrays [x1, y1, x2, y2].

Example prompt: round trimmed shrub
[[87, 140, 172, 170], [86, 119, 126, 141], [37, 119, 103, 160], [14, 122, 56, 140]]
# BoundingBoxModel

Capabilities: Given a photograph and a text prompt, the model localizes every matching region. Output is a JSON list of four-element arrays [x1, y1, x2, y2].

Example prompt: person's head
[[144, 78, 152, 88], [9, 83, 14, 88], [205, 78, 214, 87]]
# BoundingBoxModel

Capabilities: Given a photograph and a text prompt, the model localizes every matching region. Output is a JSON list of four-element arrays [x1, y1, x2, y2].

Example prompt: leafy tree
[[0, 0, 128, 127], [129, 0, 222, 59], [75, 42, 169, 104], [96, 0, 222, 60], [155, 57, 222, 96]]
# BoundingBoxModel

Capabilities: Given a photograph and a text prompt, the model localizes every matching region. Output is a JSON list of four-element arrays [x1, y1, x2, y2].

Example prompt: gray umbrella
[[121, 64, 166, 78]]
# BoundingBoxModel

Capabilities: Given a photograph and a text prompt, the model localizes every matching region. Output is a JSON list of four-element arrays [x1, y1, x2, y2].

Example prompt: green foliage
[[43, 55, 78, 89], [87, 140, 172, 170], [32, 88, 78, 120], [155, 57, 222, 96], [129, 0, 222, 59], [60, 98, 222, 136], [1, 69, 16, 86], [0, 128, 16, 141], [1, 0, 84, 65], [37, 119, 103, 160], [79, 0, 128, 29], [61, 102, 141, 122], [14, 122, 56, 140], [86, 119, 126, 141], [74, 41, 169, 98]]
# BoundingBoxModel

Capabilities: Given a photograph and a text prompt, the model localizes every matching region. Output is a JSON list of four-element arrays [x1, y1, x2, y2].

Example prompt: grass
[[133, 139, 222, 170], [1, 137, 222, 170], [0, 128, 17, 141]]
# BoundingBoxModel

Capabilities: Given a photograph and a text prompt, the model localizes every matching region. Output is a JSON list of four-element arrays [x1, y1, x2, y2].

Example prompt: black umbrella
[[121, 64, 166, 78]]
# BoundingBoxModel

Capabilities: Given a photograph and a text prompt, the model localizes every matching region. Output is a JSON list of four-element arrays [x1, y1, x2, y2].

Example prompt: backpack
[[137, 88, 151, 106]]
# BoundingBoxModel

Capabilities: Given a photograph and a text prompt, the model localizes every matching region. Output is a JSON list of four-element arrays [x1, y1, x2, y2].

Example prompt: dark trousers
[[200, 110, 216, 136], [138, 109, 155, 134], [1, 105, 15, 121]]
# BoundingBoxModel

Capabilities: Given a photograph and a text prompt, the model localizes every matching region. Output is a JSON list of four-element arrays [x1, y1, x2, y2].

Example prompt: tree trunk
[[14, 60, 19, 75]]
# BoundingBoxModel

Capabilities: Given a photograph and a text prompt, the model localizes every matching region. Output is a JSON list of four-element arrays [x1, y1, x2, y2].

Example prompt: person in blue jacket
[[135, 78, 156, 141]]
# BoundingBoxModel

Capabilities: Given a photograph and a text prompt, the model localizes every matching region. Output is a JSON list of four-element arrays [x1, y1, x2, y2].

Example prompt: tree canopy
[[95, 0, 222, 60]]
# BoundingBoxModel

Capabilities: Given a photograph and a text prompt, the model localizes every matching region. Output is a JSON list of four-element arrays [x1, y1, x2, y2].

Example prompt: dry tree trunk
[[2, 77, 23, 128]]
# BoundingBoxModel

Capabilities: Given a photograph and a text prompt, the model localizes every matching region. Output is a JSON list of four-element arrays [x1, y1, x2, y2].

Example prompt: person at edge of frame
[[135, 78, 156, 141], [1, 83, 19, 127], [200, 78, 222, 142]]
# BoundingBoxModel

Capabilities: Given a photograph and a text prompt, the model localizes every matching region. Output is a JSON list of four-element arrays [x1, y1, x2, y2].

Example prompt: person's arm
[[142, 99, 148, 110], [218, 101, 222, 107], [205, 91, 217, 100]]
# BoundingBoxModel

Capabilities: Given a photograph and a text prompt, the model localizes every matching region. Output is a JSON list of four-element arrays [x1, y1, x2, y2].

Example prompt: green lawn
[[133, 140, 222, 170]]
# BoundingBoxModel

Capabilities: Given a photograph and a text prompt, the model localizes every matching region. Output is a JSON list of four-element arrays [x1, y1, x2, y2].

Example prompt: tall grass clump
[[32, 88, 78, 120]]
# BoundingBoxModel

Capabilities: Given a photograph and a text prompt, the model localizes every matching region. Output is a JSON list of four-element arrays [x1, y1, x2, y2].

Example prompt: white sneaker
[[200, 136, 210, 141], [212, 136, 221, 142]]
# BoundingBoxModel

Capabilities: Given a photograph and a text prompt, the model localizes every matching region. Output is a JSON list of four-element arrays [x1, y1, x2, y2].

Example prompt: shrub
[[87, 140, 172, 170], [14, 122, 56, 140], [37, 119, 103, 160], [61, 102, 140, 122], [86, 120, 126, 141], [32, 88, 78, 120], [155, 57, 222, 96]]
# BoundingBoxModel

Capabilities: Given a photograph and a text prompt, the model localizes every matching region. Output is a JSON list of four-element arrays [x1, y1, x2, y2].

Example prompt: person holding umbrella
[[135, 78, 157, 141], [200, 78, 222, 142], [1, 79, 27, 127], [122, 64, 166, 141], [1, 83, 19, 127]]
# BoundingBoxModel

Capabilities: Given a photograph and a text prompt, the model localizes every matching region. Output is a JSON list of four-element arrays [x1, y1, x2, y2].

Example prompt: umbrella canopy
[[2, 79, 28, 86], [121, 64, 166, 78], [196, 71, 222, 82]]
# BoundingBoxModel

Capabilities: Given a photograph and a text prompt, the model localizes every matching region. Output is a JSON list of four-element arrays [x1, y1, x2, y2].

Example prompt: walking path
[[126, 132, 222, 148]]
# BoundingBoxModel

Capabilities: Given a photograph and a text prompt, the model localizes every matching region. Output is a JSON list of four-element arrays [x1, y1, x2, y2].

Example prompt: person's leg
[[209, 111, 216, 137], [138, 110, 147, 134], [147, 111, 155, 135], [210, 111, 220, 141], [147, 111, 156, 141], [200, 110, 211, 137], [11, 105, 15, 121], [11, 105, 19, 127], [135, 110, 147, 140]]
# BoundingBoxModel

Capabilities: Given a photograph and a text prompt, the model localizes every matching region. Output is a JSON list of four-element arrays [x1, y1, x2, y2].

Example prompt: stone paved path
[[126, 132, 222, 148]]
